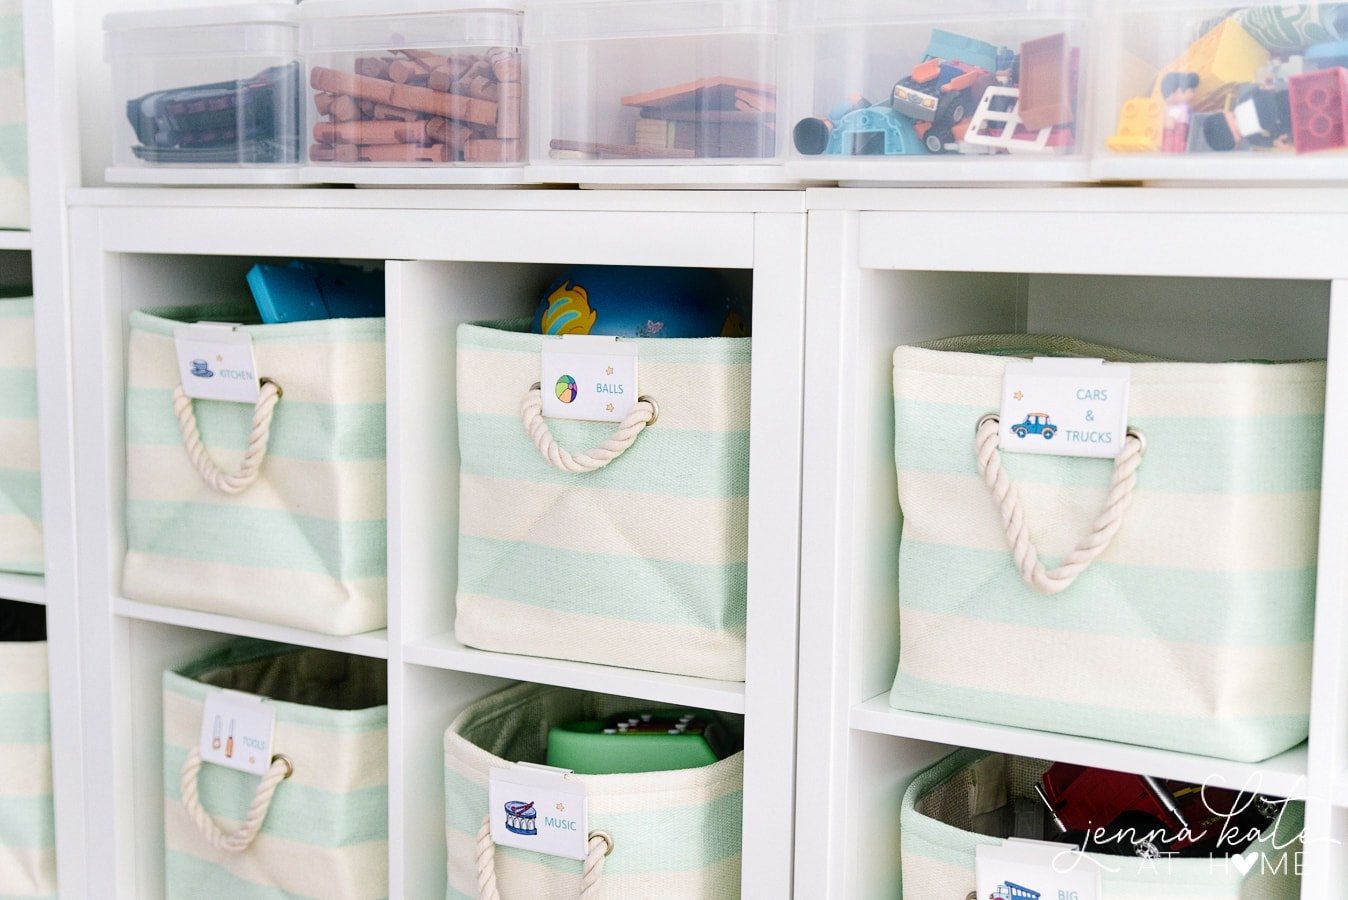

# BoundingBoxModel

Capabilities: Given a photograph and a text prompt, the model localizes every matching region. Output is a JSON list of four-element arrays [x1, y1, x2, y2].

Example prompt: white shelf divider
[[113, 597, 391, 660], [0, 230, 32, 250]]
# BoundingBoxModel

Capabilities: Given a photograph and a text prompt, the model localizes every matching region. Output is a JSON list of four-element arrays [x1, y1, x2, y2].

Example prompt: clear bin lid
[[526, 0, 778, 42], [103, 2, 298, 33], [794, 0, 1087, 27], [300, 1, 521, 51]]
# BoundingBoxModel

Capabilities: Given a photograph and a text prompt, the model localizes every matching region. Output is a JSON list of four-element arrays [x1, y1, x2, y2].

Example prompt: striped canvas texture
[[901, 750, 1302, 900], [163, 642, 389, 900], [123, 305, 387, 635], [444, 683, 743, 899], [0, 0, 25, 230], [0, 297, 40, 575], [454, 322, 751, 681], [889, 338, 1325, 762], [0, 641, 54, 900]]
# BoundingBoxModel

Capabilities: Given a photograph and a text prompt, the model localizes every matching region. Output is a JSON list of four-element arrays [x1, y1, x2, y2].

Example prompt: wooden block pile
[[309, 48, 522, 164], [549, 76, 776, 160]]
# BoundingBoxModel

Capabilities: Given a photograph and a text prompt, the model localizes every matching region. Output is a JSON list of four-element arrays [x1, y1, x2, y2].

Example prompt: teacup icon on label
[[190, 359, 215, 378]]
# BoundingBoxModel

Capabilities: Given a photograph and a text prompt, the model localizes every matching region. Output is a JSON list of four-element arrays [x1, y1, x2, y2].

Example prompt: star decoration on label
[[556, 803, 565, 812], [605, 366, 614, 376], [606, 403, 614, 412], [1013, 391, 1023, 400], [216, 354, 224, 363]]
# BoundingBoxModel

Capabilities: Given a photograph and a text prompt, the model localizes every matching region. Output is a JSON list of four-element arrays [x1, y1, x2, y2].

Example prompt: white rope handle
[[172, 379, 282, 495], [475, 816, 612, 900], [179, 745, 293, 853], [521, 384, 659, 474], [975, 413, 1146, 595]]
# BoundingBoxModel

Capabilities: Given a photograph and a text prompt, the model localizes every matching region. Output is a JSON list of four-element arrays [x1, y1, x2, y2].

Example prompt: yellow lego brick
[[1155, 18, 1270, 111], [1108, 95, 1164, 152]]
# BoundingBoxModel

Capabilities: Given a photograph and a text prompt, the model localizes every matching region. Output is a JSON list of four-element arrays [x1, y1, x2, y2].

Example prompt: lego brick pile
[[1110, 4, 1348, 155], [309, 48, 522, 164], [793, 28, 1078, 159]]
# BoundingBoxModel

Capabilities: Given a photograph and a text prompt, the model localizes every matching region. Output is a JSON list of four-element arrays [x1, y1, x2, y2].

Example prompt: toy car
[[1011, 413, 1056, 439], [892, 59, 996, 128], [1037, 763, 1278, 858]]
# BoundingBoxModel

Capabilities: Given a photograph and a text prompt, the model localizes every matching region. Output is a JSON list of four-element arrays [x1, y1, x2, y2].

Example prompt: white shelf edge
[[113, 597, 389, 659], [304, 165, 537, 186], [851, 694, 1309, 800], [0, 573, 46, 604], [404, 632, 746, 715], [0, 230, 33, 250], [104, 166, 312, 186]]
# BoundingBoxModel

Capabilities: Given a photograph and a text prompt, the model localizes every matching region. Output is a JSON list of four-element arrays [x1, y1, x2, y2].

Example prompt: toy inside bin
[[527, 0, 783, 164], [790, 0, 1089, 163], [1100, 1, 1348, 162], [299, 0, 524, 167]]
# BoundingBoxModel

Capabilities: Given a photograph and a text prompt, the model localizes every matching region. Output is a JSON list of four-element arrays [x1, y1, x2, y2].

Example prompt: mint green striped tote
[[901, 750, 1302, 900], [0, 610, 55, 900], [163, 641, 389, 899], [444, 682, 744, 899], [0, 296, 40, 575], [454, 322, 750, 681], [123, 305, 387, 635], [0, 0, 26, 230], [890, 335, 1325, 762]]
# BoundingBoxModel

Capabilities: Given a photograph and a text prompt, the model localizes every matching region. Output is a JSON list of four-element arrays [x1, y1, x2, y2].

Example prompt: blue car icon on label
[[1012, 413, 1056, 440], [190, 359, 215, 378]]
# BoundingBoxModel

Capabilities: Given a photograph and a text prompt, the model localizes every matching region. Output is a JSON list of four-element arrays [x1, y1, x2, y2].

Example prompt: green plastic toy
[[546, 711, 730, 775]]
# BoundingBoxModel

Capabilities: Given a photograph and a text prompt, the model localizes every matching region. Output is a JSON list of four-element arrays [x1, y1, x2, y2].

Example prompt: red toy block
[[1290, 66, 1348, 154]]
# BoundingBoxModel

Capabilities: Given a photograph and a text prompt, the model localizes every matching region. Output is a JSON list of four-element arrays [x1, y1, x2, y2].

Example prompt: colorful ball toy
[[532, 265, 750, 338]]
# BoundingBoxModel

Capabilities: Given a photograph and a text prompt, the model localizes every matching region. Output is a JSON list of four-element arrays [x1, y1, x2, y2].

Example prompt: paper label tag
[[977, 839, 1101, 900], [174, 323, 261, 403], [488, 763, 589, 860], [1000, 358, 1132, 459], [540, 335, 639, 423], [199, 689, 276, 777]]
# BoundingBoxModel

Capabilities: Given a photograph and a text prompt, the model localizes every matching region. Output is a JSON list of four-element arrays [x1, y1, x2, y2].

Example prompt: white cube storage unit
[[786, 0, 1092, 185], [1094, 1, 1348, 183], [102, 4, 305, 185], [67, 189, 805, 899], [795, 187, 1348, 898], [300, 0, 528, 185]]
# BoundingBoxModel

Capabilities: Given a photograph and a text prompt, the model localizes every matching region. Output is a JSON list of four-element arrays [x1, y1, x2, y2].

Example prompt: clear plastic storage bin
[[527, 0, 783, 168], [300, 0, 524, 170], [1096, 1, 1348, 181], [787, 0, 1091, 183], [103, 4, 303, 181]]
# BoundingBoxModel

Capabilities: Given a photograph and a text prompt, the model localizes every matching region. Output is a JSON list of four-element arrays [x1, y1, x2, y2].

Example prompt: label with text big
[[976, 839, 1101, 900], [199, 690, 277, 777], [174, 323, 261, 403], [540, 335, 639, 423], [488, 763, 590, 860], [1000, 358, 1132, 459]]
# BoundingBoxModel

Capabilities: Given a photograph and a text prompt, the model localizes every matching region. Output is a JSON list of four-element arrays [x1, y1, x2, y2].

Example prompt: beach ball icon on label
[[555, 375, 578, 404]]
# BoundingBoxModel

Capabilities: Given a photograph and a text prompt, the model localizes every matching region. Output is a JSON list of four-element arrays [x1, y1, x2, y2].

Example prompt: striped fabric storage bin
[[901, 750, 1302, 900], [0, 601, 54, 899], [889, 335, 1326, 762], [122, 304, 387, 635], [444, 682, 744, 899], [163, 640, 389, 899], [454, 321, 750, 680], [0, 0, 26, 230], [0, 296, 40, 575]]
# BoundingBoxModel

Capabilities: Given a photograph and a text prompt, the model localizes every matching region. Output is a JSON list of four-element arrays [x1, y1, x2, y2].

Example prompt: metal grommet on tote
[[260, 377, 283, 400], [1126, 426, 1146, 455], [530, 382, 542, 391], [271, 754, 294, 780], [976, 411, 999, 433], [638, 396, 659, 427], [588, 830, 614, 857]]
